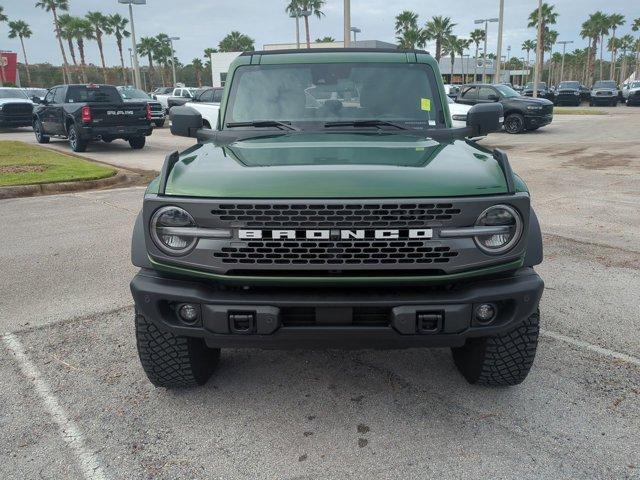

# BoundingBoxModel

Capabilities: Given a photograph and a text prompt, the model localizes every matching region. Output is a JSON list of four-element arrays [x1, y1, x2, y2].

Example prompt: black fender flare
[[523, 208, 543, 267], [131, 211, 152, 268]]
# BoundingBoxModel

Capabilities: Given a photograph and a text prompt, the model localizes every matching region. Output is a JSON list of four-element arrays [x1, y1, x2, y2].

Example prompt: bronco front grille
[[213, 239, 458, 265], [211, 203, 462, 228], [2, 103, 32, 115]]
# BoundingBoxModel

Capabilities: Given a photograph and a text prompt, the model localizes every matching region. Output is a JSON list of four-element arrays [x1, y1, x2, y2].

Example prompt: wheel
[[154, 119, 165, 128], [33, 119, 50, 144], [202, 120, 212, 129], [135, 312, 220, 388], [504, 113, 525, 134], [452, 310, 540, 386], [589, 100, 594, 107], [68, 124, 87, 152], [129, 136, 146, 149], [611, 100, 617, 107]]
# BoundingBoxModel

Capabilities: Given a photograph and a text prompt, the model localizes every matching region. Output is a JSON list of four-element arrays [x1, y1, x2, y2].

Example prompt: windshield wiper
[[323, 120, 409, 130], [225, 120, 299, 131]]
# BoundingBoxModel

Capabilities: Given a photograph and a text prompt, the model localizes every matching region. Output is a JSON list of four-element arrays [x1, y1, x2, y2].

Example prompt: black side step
[[493, 149, 516, 194], [157, 150, 180, 196]]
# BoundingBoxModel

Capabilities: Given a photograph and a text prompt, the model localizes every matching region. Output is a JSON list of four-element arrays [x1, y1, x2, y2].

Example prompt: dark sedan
[[522, 81, 555, 101]]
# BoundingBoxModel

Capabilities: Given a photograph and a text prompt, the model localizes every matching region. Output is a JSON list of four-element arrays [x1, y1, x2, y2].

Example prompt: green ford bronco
[[130, 49, 544, 388]]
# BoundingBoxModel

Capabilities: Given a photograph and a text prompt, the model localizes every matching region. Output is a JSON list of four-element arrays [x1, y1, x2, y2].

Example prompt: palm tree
[[595, 14, 611, 80], [71, 18, 94, 83], [8, 20, 33, 85], [424, 16, 455, 62], [108, 14, 130, 84], [395, 11, 418, 36], [218, 31, 255, 52], [581, 14, 602, 85], [0, 8, 9, 85], [86, 11, 112, 83], [606, 13, 625, 79], [297, 1, 325, 49], [57, 14, 78, 82], [471, 29, 487, 82], [35, 0, 71, 83], [396, 28, 424, 50], [618, 34, 634, 83], [203, 47, 217, 84], [527, 3, 558, 85], [315, 36, 335, 43], [442, 35, 468, 83], [138, 36, 158, 88], [522, 39, 536, 82], [191, 58, 203, 87], [154, 34, 173, 86], [632, 18, 639, 81]]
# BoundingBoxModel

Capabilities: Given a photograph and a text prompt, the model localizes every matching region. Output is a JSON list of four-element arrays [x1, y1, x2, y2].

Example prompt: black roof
[[240, 48, 429, 56]]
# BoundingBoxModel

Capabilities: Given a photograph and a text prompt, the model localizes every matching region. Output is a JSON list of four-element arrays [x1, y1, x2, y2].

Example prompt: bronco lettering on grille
[[238, 229, 433, 240]]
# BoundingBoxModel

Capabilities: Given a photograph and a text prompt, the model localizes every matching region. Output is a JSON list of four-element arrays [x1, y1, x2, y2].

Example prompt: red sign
[[0, 51, 18, 85]]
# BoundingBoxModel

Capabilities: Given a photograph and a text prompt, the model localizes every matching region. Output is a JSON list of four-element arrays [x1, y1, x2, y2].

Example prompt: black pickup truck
[[33, 84, 153, 152]]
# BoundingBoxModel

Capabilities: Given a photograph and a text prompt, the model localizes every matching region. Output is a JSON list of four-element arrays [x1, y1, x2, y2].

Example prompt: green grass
[[0, 141, 116, 187], [554, 108, 609, 115]]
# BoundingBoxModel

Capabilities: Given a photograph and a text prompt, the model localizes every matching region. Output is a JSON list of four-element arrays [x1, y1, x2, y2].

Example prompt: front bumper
[[79, 123, 153, 139], [0, 114, 32, 127], [590, 95, 616, 104], [130, 267, 544, 349], [524, 114, 553, 129], [555, 93, 581, 104]]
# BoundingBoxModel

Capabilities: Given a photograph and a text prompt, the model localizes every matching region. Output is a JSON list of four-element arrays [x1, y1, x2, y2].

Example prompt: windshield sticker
[[420, 98, 431, 111]]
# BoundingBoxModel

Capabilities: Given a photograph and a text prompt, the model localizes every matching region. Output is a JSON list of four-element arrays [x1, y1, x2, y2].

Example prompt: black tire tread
[[135, 313, 220, 388], [452, 310, 540, 386]]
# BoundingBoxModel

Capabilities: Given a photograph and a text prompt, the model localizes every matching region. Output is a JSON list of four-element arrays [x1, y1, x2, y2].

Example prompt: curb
[[0, 171, 137, 200]]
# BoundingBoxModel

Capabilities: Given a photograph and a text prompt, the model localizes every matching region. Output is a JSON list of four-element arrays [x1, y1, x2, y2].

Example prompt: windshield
[[118, 88, 150, 99], [494, 85, 520, 98], [558, 82, 579, 89], [631, 82, 640, 89], [225, 62, 445, 130], [0, 88, 29, 100], [525, 82, 547, 89], [594, 81, 616, 89]]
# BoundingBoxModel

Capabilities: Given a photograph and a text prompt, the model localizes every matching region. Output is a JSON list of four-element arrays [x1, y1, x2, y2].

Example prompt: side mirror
[[466, 103, 503, 136], [31, 96, 42, 104], [487, 94, 499, 102], [170, 106, 203, 137]]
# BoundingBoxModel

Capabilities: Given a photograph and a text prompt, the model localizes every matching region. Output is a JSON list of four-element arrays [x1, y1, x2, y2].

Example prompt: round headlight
[[474, 205, 523, 254], [150, 206, 197, 255]]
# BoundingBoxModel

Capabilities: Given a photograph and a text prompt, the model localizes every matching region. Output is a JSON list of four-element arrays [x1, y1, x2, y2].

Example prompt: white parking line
[[2, 333, 109, 480], [541, 329, 640, 367]]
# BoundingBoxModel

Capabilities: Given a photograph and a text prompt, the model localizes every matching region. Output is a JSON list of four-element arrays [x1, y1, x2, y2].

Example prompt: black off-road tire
[[33, 119, 50, 143], [504, 113, 525, 134], [135, 312, 221, 388], [68, 124, 87, 152], [129, 136, 146, 149], [451, 310, 540, 386]]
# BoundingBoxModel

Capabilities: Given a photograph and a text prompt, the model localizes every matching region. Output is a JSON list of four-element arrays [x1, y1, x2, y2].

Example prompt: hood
[[0, 98, 33, 106], [160, 132, 511, 198], [510, 96, 553, 106]]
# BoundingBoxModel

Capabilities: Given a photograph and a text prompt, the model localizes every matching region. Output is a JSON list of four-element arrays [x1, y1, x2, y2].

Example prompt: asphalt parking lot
[[1, 108, 639, 479]]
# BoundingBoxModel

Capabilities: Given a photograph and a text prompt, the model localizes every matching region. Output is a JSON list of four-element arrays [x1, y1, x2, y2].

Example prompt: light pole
[[495, 0, 505, 83], [169, 36, 180, 86], [118, 0, 145, 89], [350, 27, 361, 45], [289, 10, 301, 49], [474, 17, 498, 83], [344, 0, 351, 48], [128, 47, 133, 85], [519, 57, 525, 85], [557, 40, 573, 83], [507, 45, 511, 62]]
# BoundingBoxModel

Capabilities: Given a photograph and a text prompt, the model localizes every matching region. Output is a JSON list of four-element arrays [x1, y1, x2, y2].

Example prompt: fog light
[[475, 303, 496, 324], [178, 303, 199, 324]]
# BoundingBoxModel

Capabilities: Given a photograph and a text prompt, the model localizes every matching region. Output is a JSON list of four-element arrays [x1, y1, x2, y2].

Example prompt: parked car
[[32, 84, 153, 152], [0, 87, 34, 128], [446, 95, 471, 127], [554, 81, 582, 106], [456, 83, 553, 134], [522, 81, 555, 101], [151, 87, 173, 96], [589, 80, 619, 107], [118, 86, 166, 127], [443, 84, 460, 99], [182, 87, 224, 129], [622, 80, 640, 106], [155, 87, 197, 112], [131, 48, 544, 389]]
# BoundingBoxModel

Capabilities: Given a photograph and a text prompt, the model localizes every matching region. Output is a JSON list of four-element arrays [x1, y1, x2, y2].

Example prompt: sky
[[1, 0, 638, 68]]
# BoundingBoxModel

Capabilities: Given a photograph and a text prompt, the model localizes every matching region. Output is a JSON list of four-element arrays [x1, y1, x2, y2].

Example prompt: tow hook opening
[[416, 312, 443, 334], [229, 312, 256, 334]]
